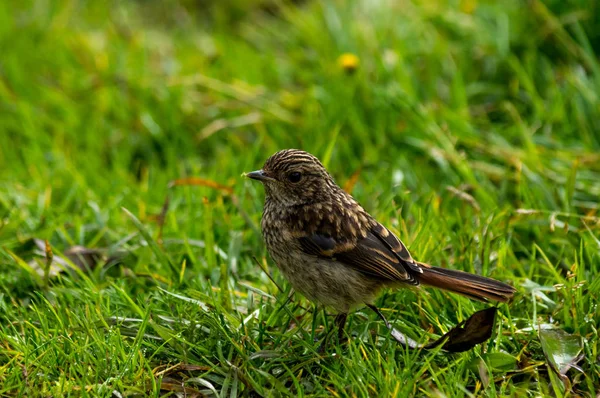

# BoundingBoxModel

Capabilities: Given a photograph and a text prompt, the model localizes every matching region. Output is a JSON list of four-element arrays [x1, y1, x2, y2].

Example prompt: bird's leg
[[367, 304, 422, 348], [335, 312, 348, 342], [318, 312, 348, 353], [367, 304, 391, 329]]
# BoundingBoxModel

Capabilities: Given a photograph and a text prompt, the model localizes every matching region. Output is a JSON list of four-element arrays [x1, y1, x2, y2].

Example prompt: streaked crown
[[263, 149, 326, 176], [257, 149, 338, 206]]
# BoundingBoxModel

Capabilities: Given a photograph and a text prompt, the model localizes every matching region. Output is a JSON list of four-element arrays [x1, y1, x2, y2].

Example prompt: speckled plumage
[[248, 149, 515, 317], [262, 191, 382, 312]]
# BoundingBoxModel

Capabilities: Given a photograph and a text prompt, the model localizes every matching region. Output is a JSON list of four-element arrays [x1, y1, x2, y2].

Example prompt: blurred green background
[[1, 0, 599, 396]]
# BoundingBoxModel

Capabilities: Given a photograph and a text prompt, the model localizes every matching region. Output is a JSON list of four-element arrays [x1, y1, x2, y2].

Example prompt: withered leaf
[[159, 377, 206, 397], [387, 307, 498, 353], [429, 307, 498, 352], [27, 239, 123, 277]]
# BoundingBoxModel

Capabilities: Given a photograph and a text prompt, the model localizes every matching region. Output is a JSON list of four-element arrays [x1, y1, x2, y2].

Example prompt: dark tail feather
[[417, 263, 516, 303]]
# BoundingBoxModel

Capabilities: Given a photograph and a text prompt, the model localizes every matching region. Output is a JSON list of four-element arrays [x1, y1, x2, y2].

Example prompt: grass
[[1, 0, 599, 396]]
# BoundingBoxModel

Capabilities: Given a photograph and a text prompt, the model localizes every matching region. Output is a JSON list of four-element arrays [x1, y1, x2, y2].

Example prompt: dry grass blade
[[445, 185, 481, 212], [168, 177, 234, 194], [147, 196, 170, 245], [153, 362, 211, 378], [198, 112, 262, 141], [343, 167, 362, 194]]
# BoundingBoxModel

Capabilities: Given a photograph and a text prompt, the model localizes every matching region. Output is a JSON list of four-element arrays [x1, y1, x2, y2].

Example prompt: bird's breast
[[259, 200, 382, 312]]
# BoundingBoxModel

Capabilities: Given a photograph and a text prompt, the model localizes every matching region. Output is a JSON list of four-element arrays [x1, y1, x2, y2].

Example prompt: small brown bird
[[246, 149, 515, 345]]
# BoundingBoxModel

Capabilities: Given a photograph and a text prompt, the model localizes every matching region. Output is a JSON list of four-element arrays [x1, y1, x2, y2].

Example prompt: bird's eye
[[287, 171, 302, 183]]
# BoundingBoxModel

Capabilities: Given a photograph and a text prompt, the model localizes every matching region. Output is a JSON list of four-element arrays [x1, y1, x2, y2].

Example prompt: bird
[[246, 149, 515, 347]]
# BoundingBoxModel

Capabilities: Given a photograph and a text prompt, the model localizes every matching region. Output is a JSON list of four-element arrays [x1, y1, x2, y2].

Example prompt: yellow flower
[[337, 53, 360, 73]]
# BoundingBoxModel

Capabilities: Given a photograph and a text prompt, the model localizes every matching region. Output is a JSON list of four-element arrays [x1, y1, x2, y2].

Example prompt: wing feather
[[297, 221, 421, 284]]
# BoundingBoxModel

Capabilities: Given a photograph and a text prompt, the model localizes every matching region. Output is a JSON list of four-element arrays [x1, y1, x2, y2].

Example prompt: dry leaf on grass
[[388, 307, 499, 353]]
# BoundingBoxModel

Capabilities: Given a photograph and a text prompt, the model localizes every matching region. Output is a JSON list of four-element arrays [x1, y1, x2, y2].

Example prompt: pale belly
[[268, 244, 382, 313]]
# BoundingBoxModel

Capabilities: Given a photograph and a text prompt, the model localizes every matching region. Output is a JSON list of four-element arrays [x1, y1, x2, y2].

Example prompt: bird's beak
[[245, 169, 273, 182]]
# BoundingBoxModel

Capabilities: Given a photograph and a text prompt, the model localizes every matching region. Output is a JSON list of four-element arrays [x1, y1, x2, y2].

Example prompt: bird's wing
[[298, 221, 422, 284]]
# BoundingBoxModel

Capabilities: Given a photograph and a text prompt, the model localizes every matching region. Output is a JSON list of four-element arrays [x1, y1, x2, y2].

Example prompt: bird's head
[[246, 149, 337, 206]]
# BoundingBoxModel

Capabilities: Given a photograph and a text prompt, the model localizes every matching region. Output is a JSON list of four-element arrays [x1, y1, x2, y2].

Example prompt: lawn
[[1, 0, 599, 396]]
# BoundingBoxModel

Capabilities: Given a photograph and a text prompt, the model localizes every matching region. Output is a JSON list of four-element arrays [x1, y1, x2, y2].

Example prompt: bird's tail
[[416, 263, 515, 302]]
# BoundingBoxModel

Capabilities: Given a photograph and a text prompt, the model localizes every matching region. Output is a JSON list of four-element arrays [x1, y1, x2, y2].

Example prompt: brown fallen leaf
[[386, 307, 498, 353], [159, 378, 206, 397], [431, 307, 498, 352], [27, 239, 123, 277], [64, 246, 105, 271]]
